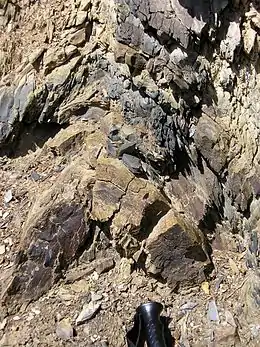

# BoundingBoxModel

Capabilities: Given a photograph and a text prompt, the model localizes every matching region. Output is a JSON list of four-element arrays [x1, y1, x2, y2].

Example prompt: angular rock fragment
[[69, 28, 87, 46], [43, 46, 77, 75], [208, 300, 219, 322], [121, 153, 142, 174], [92, 180, 125, 222], [76, 301, 101, 325], [56, 318, 74, 340], [40, 56, 82, 123], [145, 209, 210, 289], [240, 272, 260, 324], [4, 190, 12, 204], [94, 257, 115, 274], [47, 122, 93, 156], [80, 0, 92, 11], [2, 161, 96, 307], [194, 114, 230, 173], [220, 21, 241, 62]]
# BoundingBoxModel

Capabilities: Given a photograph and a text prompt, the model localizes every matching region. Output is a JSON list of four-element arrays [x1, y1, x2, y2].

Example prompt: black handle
[[137, 302, 168, 347]]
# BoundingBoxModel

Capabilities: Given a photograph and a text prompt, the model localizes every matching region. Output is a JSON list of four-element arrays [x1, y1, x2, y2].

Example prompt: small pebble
[[56, 318, 74, 341], [0, 245, 6, 255], [76, 301, 101, 325], [0, 318, 7, 330], [13, 316, 21, 321], [180, 302, 198, 312], [4, 190, 13, 204], [207, 300, 219, 322], [31, 307, 41, 315], [26, 313, 35, 322], [201, 281, 210, 295], [2, 212, 9, 220], [3, 237, 13, 246]]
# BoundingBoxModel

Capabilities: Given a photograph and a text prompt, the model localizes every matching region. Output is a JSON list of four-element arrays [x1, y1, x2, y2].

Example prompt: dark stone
[[6, 203, 90, 302], [146, 210, 211, 289], [0, 87, 14, 143], [118, 140, 136, 157], [13, 74, 35, 122], [122, 153, 142, 174], [116, 17, 143, 47], [29, 171, 42, 182], [141, 33, 161, 56]]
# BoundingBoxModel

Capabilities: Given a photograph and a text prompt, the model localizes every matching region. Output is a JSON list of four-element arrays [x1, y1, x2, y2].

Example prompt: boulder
[[2, 160, 95, 306], [145, 209, 211, 289], [47, 122, 93, 156]]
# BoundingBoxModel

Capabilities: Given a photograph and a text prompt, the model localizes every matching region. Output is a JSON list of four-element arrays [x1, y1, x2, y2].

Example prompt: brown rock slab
[[214, 325, 238, 346], [2, 161, 96, 308], [94, 257, 115, 274], [83, 130, 107, 167], [240, 272, 260, 324], [91, 158, 135, 222], [194, 114, 230, 173], [145, 209, 210, 289], [165, 162, 222, 225], [91, 180, 124, 222], [95, 157, 134, 191], [111, 177, 169, 239], [65, 264, 96, 284], [47, 122, 93, 156], [69, 28, 86, 46]]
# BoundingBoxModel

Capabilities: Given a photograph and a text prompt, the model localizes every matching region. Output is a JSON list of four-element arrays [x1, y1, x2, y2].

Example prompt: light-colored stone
[[243, 21, 257, 54], [76, 301, 101, 325], [80, 0, 91, 11], [220, 21, 241, 61], [76, 11, 88, 26], [47, 122, 91, 156], [29, 48, 45, 65], [68, 28, 86, 46], [56, 318, 73, 340], [0, 244, 5, 255]]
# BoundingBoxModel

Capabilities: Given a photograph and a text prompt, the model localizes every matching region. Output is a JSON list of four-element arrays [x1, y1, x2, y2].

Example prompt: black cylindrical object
[[137, 302, 167, 347]]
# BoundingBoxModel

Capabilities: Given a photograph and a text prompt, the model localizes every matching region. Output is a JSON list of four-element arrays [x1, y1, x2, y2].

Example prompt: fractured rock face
[[145, 209, 210, 289], [3, 160, 95, 305], [1, 126, 171, 308], [0, 0, 260, 323]]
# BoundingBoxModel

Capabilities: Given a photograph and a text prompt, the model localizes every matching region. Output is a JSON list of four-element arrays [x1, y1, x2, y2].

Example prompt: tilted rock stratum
[[0, 0, 260, 345]]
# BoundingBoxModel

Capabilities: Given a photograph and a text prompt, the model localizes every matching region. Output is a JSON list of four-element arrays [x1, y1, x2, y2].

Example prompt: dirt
[[0, 0, 71, 81]]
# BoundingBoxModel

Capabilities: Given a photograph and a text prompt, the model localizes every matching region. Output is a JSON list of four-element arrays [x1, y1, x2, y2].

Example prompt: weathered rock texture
[[0, 0, 260, 316]]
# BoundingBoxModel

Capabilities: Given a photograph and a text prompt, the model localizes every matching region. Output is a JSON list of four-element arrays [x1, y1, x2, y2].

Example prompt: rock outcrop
[[0, 0, 260, 329]]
